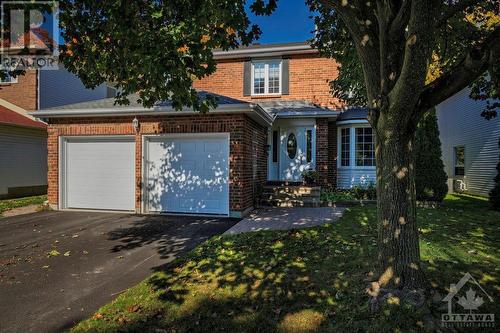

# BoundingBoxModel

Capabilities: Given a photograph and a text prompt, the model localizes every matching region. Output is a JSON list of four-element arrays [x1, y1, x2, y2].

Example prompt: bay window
[[355, 128, 375, 166]]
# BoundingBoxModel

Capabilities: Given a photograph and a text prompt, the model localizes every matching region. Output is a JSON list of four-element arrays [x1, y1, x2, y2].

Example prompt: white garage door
[[62, 137, 135, 211], [145, 134, 229, 215]]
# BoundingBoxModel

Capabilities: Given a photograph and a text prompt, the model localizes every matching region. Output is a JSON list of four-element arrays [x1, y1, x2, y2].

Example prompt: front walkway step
[[224, 207, 346, 235], [260, 185, 321, 208]]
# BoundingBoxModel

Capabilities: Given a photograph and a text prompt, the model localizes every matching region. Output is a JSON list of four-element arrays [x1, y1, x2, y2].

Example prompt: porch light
[[132, 117, 140, 132]]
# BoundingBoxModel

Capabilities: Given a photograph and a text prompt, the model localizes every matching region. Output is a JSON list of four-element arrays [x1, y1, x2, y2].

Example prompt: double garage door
[[61, 135, 229, 215]]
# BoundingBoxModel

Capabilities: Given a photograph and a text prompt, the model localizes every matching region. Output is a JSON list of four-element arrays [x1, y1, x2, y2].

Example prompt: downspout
[[36, 69, 40, 110]]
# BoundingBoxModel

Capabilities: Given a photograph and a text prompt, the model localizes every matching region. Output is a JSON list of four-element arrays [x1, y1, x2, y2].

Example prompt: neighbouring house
[[34, 42, 377, 217], [0, 99, 47, 198], [0, 67, 117, 198], [436, 87, 500, 197]]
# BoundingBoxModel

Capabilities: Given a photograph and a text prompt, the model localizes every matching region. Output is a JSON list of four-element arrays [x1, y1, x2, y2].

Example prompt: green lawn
[[73, 194, 499, 333], [0, 195, 47, 215]]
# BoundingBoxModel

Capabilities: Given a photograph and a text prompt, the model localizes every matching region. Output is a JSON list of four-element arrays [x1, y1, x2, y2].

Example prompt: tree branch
[[316, 0, 381, 106], [418, 25, 500, 111], [435, 0, 481, 28], [387, 0, 437, 115], [389, 0, 411, 38]]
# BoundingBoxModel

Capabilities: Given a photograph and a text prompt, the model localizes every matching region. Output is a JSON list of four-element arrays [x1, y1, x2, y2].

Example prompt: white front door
[[280, 127, 314, 181], [145, 134, 230, 215]]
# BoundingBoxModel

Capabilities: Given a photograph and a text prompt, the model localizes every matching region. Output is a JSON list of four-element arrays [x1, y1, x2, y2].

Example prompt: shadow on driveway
[[0, 210, 238, 333]]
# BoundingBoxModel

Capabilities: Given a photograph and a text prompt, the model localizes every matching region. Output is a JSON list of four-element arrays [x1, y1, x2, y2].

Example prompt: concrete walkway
[[225, 207, 345, 235]]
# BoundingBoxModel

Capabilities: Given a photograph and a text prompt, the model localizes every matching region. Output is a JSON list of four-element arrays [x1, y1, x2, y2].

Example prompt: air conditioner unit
[[453, 178, 467, 193]]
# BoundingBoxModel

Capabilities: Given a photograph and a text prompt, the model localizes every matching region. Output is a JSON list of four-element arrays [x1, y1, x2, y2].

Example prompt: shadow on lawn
[[90, 195, 499, 332]]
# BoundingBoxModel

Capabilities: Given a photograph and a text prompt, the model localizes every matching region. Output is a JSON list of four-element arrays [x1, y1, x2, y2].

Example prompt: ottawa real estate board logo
[[442, 272, 495, 328], [1, 1, 59, 71]]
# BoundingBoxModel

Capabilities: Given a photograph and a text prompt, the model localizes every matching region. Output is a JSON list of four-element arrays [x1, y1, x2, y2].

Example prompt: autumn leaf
[[47, 250, 60, 257]]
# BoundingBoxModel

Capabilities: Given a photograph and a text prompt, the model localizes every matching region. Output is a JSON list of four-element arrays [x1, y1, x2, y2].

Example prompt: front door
[[280, 127, 314, 181]]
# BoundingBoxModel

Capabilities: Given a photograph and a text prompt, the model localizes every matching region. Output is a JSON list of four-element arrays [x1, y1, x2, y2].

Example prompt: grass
[[0, 195, 47, 215], [72, 194, 499, 332]]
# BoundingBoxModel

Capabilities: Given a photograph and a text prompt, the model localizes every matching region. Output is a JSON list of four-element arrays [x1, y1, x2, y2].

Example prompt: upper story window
[[355, 127, 375, 166], [252, 60, 282, 96], [0, 72, 18, 84], [454, 146, 465, 176]]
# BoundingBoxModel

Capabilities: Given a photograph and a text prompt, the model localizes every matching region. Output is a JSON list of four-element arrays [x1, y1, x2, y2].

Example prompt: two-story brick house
[[35, 42, 374, 217]]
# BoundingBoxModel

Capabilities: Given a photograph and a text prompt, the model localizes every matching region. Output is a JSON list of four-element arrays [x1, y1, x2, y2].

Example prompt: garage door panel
[[64, 138, 135, 211], [146, 135, 229, 215]]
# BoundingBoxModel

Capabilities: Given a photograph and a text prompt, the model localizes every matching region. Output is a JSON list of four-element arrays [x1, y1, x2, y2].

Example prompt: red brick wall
[[328, 122, 338, 187], [47, 114, 267, 215], [316, 118, 330, 186], [194, 53, 343, 108], [0, 70, 37, 110]]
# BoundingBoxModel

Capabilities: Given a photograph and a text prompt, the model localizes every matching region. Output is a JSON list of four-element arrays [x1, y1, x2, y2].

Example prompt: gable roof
[[0, 105, 46, 129]]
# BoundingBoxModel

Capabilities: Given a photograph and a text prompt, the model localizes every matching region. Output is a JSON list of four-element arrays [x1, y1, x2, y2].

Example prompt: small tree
[[490, 137, 500, 210], [415, 110, 448, 202]]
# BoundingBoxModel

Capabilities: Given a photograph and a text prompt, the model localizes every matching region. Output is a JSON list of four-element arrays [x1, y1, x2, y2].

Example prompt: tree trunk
[[375, 120, 427, 291]]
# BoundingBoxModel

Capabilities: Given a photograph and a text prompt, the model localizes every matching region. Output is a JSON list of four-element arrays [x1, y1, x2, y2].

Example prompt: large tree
[[23, 0, 499, 299], [308, 0, 499, 297]]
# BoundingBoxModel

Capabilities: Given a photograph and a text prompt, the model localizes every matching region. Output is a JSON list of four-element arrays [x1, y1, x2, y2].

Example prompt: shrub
[[489, 137, 500, 211], [321, 183, 376, 202], [349, 183, 376, 200], [415, 110, 448, 202], [301, 169, 320, 185]]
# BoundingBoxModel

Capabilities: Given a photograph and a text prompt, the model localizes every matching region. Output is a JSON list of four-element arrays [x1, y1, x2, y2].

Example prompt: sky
[[246, 0, 315, 44]]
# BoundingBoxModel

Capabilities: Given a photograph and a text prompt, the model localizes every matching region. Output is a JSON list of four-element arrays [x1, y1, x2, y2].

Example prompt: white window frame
[[354, 127, 376, 167], [0, 71, 18, 85], [337, 123, 376, 170], [251, 59, 282, 96], [454, 145, 465, 177]]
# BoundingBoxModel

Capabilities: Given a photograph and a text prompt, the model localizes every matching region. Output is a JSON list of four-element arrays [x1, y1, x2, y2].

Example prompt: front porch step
[[262, 185, 321, 196], [259, 185, 321, 208], [260, 198, 321, 208]]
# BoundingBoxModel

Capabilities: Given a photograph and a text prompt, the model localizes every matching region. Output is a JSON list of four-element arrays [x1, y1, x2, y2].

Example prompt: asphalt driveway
[[0, 211, 238, 333]]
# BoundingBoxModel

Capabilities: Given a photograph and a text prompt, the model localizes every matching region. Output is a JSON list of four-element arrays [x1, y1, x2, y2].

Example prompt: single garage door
[[62, 137, 135, 211], [145, 134, 229, 215]]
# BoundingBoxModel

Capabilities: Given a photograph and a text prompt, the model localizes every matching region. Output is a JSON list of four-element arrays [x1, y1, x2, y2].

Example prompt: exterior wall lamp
[[132, 117, 140, 133]]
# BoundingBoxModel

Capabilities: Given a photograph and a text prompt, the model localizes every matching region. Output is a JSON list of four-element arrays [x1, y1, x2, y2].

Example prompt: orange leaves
[[177, 45, 189, 54]]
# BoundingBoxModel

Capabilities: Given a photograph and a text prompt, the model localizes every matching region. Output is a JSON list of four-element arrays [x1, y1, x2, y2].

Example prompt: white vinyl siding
[[437, 88, 500, 196], [0, 125, 47, 196]]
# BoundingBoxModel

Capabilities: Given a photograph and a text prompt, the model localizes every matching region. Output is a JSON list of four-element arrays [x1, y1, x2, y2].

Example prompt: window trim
[[306, 129, 312, 163], [251, 59, 282, 96], [340, 127, 350, 167], [454, 146, 465, 177], [355, 127, 375, 167], [272, 130, 278, 163], [0, 72, 18, 85], [337, 124, 376, 170]]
